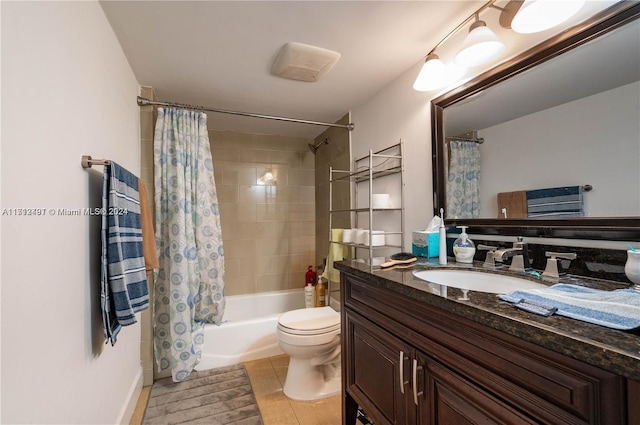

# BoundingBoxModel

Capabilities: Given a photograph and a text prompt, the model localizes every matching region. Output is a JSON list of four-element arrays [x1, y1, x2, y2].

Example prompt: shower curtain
[[446, 140, 481, 219], [153, 107, 225, 382]]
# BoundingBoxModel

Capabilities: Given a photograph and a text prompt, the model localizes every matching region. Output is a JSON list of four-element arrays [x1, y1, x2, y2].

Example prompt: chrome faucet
[[542, 251, 577, 283], [493, 237, 530, 273]]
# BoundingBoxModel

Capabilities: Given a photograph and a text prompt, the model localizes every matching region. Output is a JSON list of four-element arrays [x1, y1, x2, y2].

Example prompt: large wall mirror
[[432, 2, 640, 240]]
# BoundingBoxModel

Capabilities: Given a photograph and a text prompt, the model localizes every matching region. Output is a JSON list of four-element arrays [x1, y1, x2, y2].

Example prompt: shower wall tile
[[299, 222, 315, 237], [257, 203, 289, 221], [221, 203, 257, 223], [313, 113, 351, 295], [210, 129, 314, 296], [213, 166, 224, 185], [225, 239, 257, 258], [288, 168, 315, 187], [258, 273, 290, 292], [211, 146, 239, 163], [256, 238, 289, 256], [238, 185, 267, 203], [215, 184, 239, 203], [287, 204, 315, 221], [300, 187, 315, 204]]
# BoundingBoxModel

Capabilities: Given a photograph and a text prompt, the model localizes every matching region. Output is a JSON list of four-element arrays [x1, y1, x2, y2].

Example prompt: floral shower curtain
[[446, 140, 481, 219], [153, 107, 225, 382]]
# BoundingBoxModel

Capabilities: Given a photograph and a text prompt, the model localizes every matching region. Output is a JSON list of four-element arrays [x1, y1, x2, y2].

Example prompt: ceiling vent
[[271, 42, 341, 82]]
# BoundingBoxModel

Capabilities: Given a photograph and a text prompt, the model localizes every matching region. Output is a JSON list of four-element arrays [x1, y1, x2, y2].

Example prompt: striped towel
[[499, 284, 640, 330], [101, 162, 149, 345], [526, 186, 583, 218]]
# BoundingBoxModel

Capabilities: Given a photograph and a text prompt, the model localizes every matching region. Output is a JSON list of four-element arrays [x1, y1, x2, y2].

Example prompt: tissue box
[[412, 231, 439, 258]]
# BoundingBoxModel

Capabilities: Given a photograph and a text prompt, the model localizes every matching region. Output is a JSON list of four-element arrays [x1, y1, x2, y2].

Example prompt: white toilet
[[276, 306, 341, 401]]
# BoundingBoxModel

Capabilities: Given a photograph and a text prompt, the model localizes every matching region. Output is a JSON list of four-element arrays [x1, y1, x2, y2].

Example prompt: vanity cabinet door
[[344, 309, 413, 425], [415, 351, 537, 425]]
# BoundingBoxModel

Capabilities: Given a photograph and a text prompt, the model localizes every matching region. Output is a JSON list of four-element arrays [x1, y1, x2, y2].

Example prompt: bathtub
[[195, 288, 307, 371]]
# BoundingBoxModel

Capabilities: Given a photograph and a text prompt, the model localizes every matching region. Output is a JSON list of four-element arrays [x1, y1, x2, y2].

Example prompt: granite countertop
[[335, 257, 640, 381]]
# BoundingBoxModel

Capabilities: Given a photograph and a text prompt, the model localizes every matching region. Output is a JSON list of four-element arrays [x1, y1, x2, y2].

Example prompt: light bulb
[[413, 55, 447, 91], [455, 21, 505, 67], [511, 0, 585, 34], [413, 54, 467, 92]]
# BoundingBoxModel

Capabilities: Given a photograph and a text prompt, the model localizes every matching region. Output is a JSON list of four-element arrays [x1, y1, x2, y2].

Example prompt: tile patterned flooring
[[130, 355, 344, 425], [244, 355, 342, 425]]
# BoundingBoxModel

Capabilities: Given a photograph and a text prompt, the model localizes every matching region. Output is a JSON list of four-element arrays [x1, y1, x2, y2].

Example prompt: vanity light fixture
[[454, 13, 505, 67], [413, 0, 585, 91], [413, 0, 504, 92], [510, 0, 586, 34]]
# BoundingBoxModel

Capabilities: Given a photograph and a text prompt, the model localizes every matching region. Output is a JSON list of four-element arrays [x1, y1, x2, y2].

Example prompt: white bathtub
[[195, 288, 306, 371]]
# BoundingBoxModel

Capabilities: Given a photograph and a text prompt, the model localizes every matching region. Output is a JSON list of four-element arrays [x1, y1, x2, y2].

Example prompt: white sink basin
[[413, 269, 548, 294]]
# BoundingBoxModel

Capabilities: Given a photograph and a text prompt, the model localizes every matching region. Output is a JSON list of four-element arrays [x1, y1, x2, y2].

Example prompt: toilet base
[[282, 357, 341, 401]]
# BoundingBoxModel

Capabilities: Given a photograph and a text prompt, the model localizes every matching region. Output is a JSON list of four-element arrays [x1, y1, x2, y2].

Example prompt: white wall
[[479, 81, 640, 218], [351, 61, 438, 250], [2, 2, 142, 424]]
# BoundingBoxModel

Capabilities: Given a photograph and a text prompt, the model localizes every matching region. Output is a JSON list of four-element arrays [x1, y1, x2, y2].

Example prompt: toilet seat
[[278, 307, 340, 336]]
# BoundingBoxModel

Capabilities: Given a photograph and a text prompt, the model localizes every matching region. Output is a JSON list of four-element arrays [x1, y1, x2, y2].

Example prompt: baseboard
[[116, 366, 143, 425]]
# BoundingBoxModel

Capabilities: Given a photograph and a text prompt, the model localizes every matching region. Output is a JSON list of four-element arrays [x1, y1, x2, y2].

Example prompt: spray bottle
[[439, 208, 447, 265]]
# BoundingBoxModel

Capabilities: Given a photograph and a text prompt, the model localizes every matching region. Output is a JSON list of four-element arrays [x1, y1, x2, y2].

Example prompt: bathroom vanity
[[336, 259, 640, 425]]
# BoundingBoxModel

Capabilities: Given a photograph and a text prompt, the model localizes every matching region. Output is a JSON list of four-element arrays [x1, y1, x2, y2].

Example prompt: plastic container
[[305, 265, 317, 286], [315, 277, 327, 307], [304, 283, 316, 308], [453, 226, 476, 264]]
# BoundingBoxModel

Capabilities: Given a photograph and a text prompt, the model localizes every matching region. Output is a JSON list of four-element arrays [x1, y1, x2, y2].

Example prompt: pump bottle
[[453, 226, 476, 263], [315, 277, 327, 307]]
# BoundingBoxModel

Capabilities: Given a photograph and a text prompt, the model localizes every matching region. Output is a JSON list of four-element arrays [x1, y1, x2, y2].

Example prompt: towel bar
[[81, 155, 111, 168]]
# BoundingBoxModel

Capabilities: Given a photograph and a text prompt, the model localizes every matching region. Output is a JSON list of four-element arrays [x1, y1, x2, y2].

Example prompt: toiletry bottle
[[453, 226, 476, 263], [304, 282, 316, 308], [305, 265, 317, 287], [315, 277, 327, 307], [439, 208, 447, 265]]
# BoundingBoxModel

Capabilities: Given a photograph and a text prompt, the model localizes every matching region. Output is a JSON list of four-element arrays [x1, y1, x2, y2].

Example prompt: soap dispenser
[[453, 226, 476, 263]]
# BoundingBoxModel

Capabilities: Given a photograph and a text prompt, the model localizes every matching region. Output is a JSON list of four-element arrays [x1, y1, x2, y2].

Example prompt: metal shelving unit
[[329, 141, 405, 261]]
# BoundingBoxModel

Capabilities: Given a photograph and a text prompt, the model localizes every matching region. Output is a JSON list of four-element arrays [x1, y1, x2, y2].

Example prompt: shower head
[[308, 138, 329, 154]]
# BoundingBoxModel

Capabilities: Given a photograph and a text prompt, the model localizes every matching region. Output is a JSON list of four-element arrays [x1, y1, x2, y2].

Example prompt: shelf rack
[[329, 141, 405, 261]]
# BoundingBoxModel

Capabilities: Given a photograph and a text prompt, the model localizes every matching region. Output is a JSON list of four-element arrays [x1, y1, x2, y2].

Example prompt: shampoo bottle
[[304, 265, 317, 308], [304, 282, 316, 308], [315, 277, 327, 307], [453, 226, 476, 263], [439, 208, 447, 265], [305, 265, 317, 286]]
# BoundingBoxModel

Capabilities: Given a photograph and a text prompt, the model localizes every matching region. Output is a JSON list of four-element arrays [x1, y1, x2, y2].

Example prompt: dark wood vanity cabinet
[[341, 272, 631, 425], [346, 311, 536, 424]]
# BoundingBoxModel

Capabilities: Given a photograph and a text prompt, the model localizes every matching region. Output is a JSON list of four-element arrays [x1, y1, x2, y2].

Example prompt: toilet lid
[[278, 307, 340, 335]]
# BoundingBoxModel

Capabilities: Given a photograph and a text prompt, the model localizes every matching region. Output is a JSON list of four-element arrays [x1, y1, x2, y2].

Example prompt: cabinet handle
[[399, 351, 409, 394], [412, 359, 424, 406]]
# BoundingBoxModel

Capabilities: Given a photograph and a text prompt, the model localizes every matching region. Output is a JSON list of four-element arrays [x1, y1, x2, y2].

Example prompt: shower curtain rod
[[137, 96, 355, 131], [445, 136, 484, 144]]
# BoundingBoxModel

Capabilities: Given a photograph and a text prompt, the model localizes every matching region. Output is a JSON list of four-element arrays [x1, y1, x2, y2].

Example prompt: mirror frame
[[432, 2, 640, 241]]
